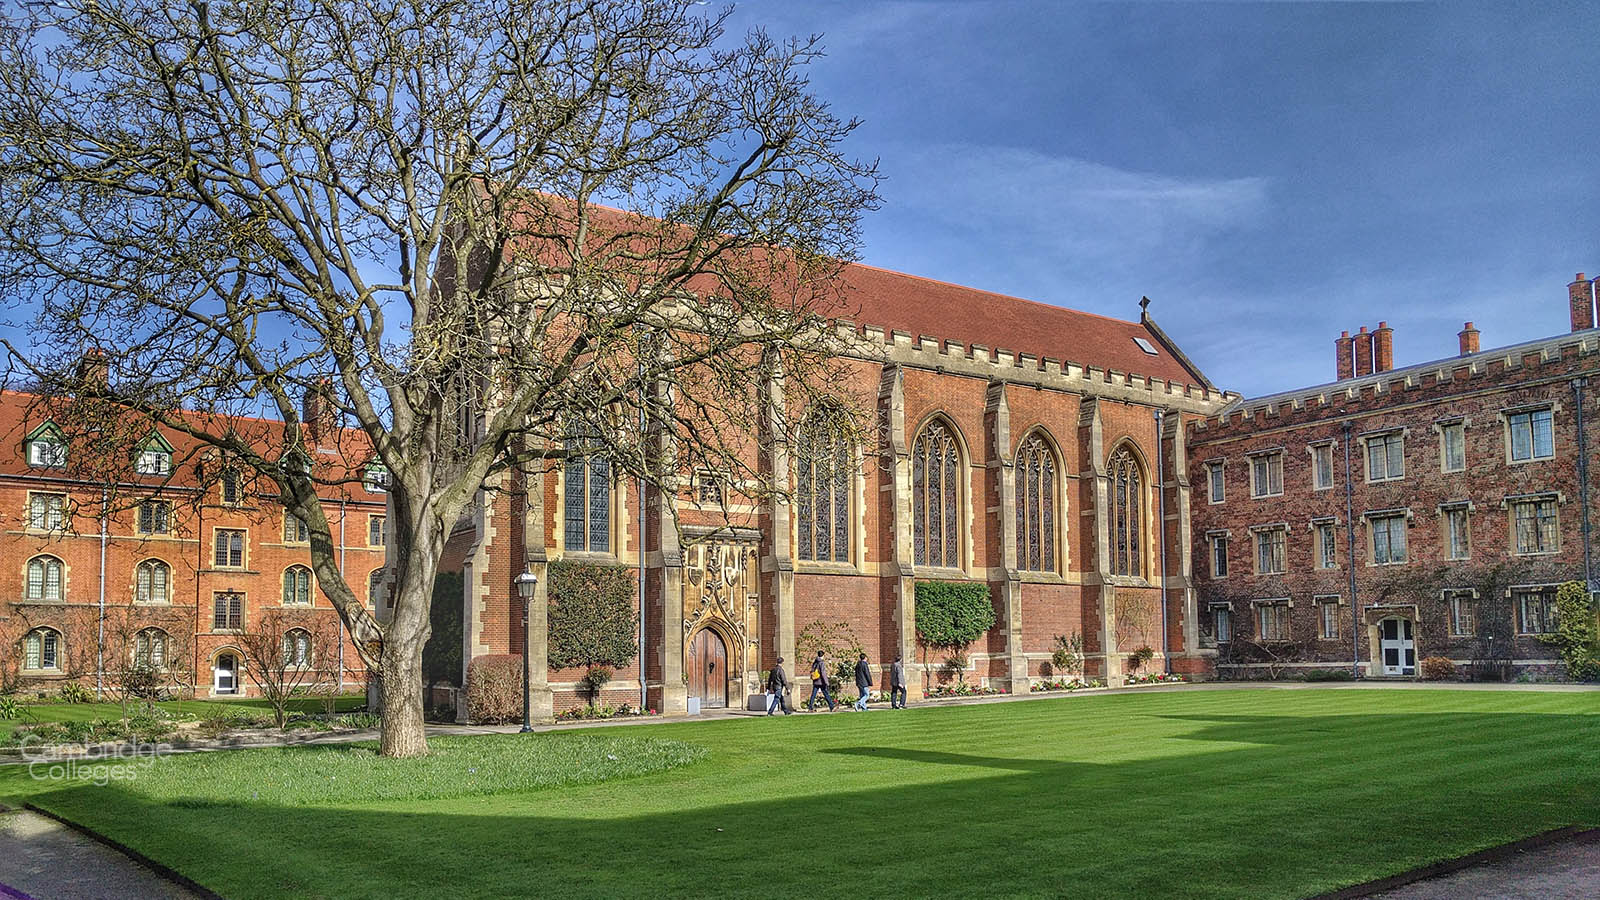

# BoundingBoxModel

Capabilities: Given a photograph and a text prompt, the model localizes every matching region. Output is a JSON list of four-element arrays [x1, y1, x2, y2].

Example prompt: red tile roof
[[828, 263, 1206, 386]]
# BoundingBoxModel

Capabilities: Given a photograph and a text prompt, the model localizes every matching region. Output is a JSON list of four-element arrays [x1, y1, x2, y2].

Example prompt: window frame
[[1442, 503, 1471, 561], [1207, 531, 1229, 579], [367, 514, 387, 548], [281, 565, 313, 606], [134, 627, 169, 669], [1368, 512, 1409, 565], [212, 591, 244, 631], [1313, 519, 1338, 569], [1206, 460, 1225, 504], [219, 468, 242, 505], [1505, 408, 1555, 464], [1252, 525, 1287, 575], [24, 555, 64, 602], [22, 627, 62, 671], [1315, 596, 1340, 640], [27, 492, 68, 531], [1013, 431, 1060, 574], [1309, 442, 1335, 491], [24, 423, 67, 469], [1364, 430, 1405, 483], [1509, 495, 1559, 556], [136, 499, 171, 536], [1248, 451, 1283, 499], [794, 408, 856, 566], [562, 433, 615, 555], [1439, 420, 1466, 473], [1514, 587, 1558, 635], [282, 628, 313, 668], [912, 419, 965, 571], [135, 558, 171, 604], [1213, 606, 1233, 643], [1256, 601, 1290, 642], [1444, 588, 1476, 637], [213, 528, 246, 569]]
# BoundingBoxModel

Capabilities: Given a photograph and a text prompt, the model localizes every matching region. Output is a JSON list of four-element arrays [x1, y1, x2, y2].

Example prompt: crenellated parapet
[[1189, 330, 1600, 441], [826, 318, 1236, 415]]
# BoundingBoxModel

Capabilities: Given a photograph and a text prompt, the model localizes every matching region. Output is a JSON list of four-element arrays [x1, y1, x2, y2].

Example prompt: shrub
[[1419, 656, 1457, 681], [1303, 668, 1355, 682], [1128, 646, 1155, 673], [1051, 633, 1084, 679], [796, 619, 865, 695], [466, 655, 525, 724], [57, 682, 93, 704], [1542, 581, 1600, 681], [914, 581, 996, 649], [548, 560, 639, 673], [0, 696, 21, 719], [582, 666, 613, 705], [423, 571, 465, 689]]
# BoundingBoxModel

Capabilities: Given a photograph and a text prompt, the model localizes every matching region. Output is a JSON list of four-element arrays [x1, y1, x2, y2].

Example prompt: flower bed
[[924, 682, 1006, 699], [554, 703, 651, 722], [1029, 678, 1105, 692], [1123, 672, 1187, 685]]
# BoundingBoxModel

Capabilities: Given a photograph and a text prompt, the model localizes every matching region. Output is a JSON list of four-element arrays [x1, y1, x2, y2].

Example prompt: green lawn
[[0, 694, 368, 740], [3, 687, 1598, 899]]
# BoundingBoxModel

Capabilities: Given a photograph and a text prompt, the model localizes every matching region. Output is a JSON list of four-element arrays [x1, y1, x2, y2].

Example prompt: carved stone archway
[[683, 528, 762, 708]]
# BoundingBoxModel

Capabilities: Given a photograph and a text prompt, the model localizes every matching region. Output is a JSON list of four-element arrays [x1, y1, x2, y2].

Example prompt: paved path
[[1364, 830, 1600, 899], [0, 807, 204, 900]]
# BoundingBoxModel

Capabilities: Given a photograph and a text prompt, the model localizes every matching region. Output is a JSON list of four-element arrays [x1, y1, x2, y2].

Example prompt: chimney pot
[[1373, 321, 1394, 373], [1572, 274, 1597, 332], [1458, 321, 1480, 356], [1335, 331, 1354, 380], [1353, 328, 1374, 377]]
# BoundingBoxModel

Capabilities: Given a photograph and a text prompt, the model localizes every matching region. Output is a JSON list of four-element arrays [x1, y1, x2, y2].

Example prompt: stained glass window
[[1109, 448, 1144, 577], [913, 420, 962, 568], [1015, 433, 1058, 572], [564, 430, 612, 553], [795, 409, 853, 563]]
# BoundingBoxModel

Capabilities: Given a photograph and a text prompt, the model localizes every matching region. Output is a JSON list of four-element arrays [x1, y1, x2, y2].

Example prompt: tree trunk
[[378, 636, 429, 758]]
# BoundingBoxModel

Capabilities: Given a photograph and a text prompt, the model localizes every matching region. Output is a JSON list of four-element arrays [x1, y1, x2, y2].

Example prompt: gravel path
[[1363, 830, 1600, 900], [0, 807, 205, 900]]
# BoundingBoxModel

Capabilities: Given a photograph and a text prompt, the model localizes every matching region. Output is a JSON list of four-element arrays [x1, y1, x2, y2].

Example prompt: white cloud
[[880, 143, 1271, 268]]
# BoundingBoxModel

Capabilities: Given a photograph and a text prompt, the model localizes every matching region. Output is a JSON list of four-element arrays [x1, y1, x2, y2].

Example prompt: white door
[[214, 653, 238, 694], [1379, 619, 1415, 676]]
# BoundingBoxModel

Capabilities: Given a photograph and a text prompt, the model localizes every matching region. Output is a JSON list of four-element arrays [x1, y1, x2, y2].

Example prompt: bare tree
[[237, 607, 339, 730], [0, 1, 879, 755]]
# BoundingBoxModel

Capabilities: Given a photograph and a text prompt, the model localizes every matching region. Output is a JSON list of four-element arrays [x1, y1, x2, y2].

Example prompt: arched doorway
[[213, 652, 239, 695], [687, 629, 728, 709], [1378, 618, 1415, 676]]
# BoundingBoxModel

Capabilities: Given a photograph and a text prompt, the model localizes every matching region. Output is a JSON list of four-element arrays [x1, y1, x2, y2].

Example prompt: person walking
[[853, 652, 873, 711], [766, 657, 792, 715], [806, 649, 835, 711], [890, 653, 907, 709]]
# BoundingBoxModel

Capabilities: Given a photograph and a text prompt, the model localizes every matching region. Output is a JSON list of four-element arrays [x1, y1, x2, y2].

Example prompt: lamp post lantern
[[514, 569, 539, 733]]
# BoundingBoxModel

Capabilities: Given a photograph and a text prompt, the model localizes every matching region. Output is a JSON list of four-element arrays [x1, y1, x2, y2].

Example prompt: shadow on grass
[[21, 710, 1600, 900]]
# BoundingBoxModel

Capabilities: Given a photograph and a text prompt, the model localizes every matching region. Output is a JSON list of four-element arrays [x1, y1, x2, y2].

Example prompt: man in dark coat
[[890, 653, 907, 709], [766, 657, 792, 715], [806, 649, 835, 711], [853, 652, 873, 711]]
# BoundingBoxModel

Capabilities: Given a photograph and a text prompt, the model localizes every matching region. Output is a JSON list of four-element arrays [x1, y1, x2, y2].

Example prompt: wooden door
[[688, 629, 728, 709]]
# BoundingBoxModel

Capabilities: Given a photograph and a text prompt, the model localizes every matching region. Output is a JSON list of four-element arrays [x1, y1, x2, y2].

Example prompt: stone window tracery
[[1015, 433, 1058, 572], [913, 419, 962, 568]]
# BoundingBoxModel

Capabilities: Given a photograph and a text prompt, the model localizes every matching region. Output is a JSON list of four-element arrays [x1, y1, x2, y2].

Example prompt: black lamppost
[[515, 569, 539, 733]]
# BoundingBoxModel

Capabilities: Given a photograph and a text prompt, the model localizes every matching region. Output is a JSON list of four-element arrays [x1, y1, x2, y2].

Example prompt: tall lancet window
[[912, 419, 962, 568], [1109, 447, 1144, 577], [1015, 433, 1058, 572], [564, 427, 612, 553], [796, 409, 852, 562]]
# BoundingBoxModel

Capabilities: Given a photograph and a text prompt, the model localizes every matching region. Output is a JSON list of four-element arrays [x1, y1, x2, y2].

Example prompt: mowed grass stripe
[[1, 687, 1595, 899]]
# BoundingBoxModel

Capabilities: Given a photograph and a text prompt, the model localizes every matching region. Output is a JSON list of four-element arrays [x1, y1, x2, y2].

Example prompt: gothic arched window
[[795, 409, 852, 563], [913, 419, 962, 568], [1109, 447, 1144, 577], [1015, 433, 1058, 572], [26, 555, 63, 601], [564, 428, 612, 553], [136, 559, 170, 603]]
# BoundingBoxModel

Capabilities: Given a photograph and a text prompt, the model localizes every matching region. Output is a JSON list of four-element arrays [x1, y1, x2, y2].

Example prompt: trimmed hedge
[[548, 560, 639, 672], [914, 581, 996, 649]]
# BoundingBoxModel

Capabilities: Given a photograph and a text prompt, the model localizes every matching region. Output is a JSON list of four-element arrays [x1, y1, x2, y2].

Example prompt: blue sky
[[732, 1, 1600, 397]]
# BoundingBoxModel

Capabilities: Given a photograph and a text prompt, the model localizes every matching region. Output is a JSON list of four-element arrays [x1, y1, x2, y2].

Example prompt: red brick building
[[451, 263, 1236, 718], [0, 391, 384, 698], [1186, 275, 1600, 679]]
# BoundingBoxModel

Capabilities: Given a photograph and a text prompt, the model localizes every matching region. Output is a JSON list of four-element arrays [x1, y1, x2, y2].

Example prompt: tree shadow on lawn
[[25, 711, 1600, 900]]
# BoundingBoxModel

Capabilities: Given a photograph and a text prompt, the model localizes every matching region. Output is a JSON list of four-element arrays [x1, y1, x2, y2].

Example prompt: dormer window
[[132, 432, 175, 476], [25, 423, 66, 469]]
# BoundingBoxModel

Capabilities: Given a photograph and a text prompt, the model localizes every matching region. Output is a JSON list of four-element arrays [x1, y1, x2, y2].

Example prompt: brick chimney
[[1352, 326, 1373, 377], [1373, 321, 1394, 372], [75, 348, 109, 392], [302, 380, 337, 443], [1335, 330, 1353, 380], [1571, 274, 1596, 332], [1458, 322, 1480, 356]]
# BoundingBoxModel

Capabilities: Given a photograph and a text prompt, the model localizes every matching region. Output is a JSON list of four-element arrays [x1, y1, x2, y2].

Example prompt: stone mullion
[[987, 380, 1028, 693], [881, 365, 921, 699]]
